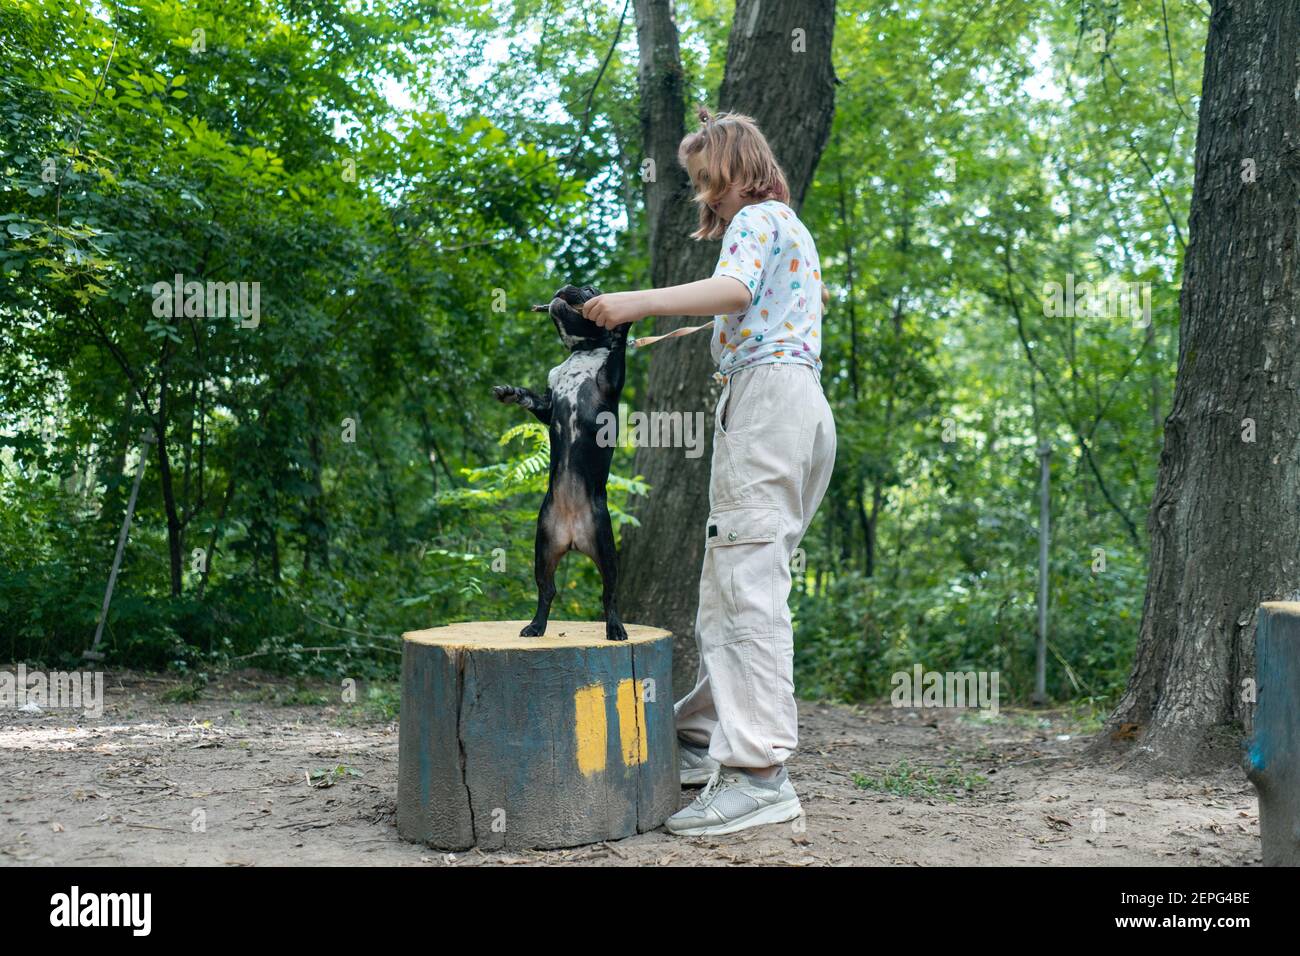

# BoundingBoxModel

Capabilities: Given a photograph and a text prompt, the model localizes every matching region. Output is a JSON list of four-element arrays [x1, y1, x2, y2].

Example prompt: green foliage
[[438, 422, 647, 531], [0, 0, 1204, 711], [796, 0, 1200, 707], [428, 421, 648, 622], [0, 0, 592, 670]]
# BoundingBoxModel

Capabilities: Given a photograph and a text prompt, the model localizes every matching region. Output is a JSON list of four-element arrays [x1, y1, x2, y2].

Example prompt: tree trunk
[[621, 0, 837, 692], [396, 620, 676, 850], [304, 426, 330, 570], [1101, 0, 1300, 771], [153, 375, 184, 598], [196, 475, 235, 601]]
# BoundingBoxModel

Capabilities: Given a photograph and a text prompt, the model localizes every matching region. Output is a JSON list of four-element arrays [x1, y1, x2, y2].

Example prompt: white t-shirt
[[710, 199, 823, 377]]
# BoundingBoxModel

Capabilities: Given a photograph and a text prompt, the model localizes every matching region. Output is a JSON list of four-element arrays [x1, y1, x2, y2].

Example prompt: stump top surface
[[1261, 601, 1300, 616], [402, 620, 672, 650]]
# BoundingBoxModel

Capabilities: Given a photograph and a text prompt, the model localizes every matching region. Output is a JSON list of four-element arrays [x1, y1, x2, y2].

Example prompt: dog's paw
[[605, 619, 628, 642], [492, 385, 519, 404], [520, 621, 546, 637]]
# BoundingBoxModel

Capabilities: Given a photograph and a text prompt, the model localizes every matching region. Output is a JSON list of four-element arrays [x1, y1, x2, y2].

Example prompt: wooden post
[[86, 429, 155, 661], [396, 620, 677, 850], [1245, 602, 1300, 865]]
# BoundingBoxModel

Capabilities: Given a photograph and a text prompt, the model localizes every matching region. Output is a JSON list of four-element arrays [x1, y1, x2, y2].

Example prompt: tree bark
[[1101, 0, 1300, 771], [154, 352, 184, 598], [304, 424, 330, 570], [196, 475, 235, 601], [622, 0, 837, 692]]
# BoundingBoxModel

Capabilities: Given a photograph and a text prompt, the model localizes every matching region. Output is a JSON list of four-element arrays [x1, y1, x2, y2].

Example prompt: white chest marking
[[548, 348, 609, 403], [548, 347, 610, 439]]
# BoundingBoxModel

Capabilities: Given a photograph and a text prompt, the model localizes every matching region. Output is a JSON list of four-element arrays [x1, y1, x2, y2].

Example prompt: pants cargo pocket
[[700, 632, 797, 767], [704, 504, 781, 639]]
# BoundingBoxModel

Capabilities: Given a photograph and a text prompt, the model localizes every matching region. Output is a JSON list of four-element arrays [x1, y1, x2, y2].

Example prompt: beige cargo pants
[[674, 362, 837, 768]]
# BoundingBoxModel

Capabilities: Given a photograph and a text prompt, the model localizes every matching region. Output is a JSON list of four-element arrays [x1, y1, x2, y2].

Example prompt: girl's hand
[[584, 291, 647, 329]]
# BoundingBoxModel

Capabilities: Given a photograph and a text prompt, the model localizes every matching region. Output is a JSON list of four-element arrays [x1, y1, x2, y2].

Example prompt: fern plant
[[422, 423, 649, 616], [436, 422, 648, 530]]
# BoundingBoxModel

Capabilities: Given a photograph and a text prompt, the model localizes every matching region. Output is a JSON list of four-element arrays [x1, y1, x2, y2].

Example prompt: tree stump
[[1245, 602, 1300, 866], [396, 620, 677, 850]]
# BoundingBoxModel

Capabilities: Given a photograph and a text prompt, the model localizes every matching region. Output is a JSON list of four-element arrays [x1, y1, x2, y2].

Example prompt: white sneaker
[[665, 766, 803, 836], [678, 739, 720, 786]]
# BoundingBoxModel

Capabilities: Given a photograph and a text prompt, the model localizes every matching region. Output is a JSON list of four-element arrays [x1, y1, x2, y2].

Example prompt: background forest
[[0, 0, 1205, 709]]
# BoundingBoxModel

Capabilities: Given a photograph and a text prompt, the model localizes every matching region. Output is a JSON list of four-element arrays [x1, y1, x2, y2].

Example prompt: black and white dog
[[492, 284, 629, 641]]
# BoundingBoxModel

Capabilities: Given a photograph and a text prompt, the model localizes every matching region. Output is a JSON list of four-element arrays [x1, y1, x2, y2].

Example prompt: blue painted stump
[[1245, 602, 1300, 866], [396, 620, 677, 851]]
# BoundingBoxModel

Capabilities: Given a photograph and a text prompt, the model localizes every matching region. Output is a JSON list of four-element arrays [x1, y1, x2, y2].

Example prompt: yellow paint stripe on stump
[[616, 679, 647, 766], [574, 683, 607, 776]]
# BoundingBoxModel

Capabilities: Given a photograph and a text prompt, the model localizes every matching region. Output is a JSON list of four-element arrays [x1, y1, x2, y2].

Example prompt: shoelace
[[691, 766, 737, 808]]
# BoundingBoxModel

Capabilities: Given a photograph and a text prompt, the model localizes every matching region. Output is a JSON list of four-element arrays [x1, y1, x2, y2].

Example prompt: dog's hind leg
[[521, 505, 565, 637], [592, 505, 627, 642]]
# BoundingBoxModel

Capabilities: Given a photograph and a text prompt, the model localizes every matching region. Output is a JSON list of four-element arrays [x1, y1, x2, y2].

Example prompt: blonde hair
[[678, 107, 790, 241]]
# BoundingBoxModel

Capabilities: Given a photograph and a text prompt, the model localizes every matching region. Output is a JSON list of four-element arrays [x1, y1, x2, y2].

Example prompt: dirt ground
[[0, 670, 1260, 866]]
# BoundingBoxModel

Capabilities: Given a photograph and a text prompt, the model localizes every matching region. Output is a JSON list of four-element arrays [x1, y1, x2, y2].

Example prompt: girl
[[583, 108, 836, 837]]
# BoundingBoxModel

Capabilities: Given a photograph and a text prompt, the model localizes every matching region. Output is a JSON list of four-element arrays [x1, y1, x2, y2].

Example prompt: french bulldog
[[492, 284, 629, 641]]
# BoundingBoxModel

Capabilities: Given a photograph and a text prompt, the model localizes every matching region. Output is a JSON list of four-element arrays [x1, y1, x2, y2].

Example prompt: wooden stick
[[531, 301, 585, 313]]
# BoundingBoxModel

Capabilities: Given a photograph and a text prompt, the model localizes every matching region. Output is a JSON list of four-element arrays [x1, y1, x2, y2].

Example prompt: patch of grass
[[957, 698, 1112, 736], [252, 679, 401, 715], [1060, 697, 1111, 735], [161, 674, 208, 703], [853, 759, 986, 801], [333, 681, 400, 725], [257, 682, 332, 707], [281, 688, 332, 707], [962, 743, 997, 763]]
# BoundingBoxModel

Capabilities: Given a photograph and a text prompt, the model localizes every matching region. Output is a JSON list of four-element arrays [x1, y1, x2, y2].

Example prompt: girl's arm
[[584, 277, 750, 329]]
